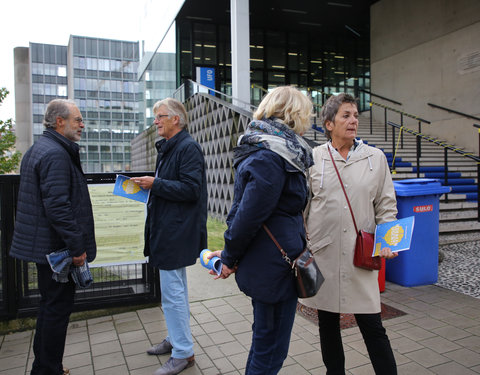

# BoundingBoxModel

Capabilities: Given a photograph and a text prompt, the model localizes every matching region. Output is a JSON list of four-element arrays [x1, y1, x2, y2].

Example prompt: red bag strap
[[327, 145, 359, 234], [262, 224, 293, 267]]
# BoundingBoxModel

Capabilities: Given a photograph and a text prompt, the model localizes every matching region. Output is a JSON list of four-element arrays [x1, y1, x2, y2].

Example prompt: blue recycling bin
[[385, 179, 451, 286]]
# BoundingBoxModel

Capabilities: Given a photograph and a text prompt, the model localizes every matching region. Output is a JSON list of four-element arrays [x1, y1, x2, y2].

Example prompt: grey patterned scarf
[[237, 117, 313, 173]]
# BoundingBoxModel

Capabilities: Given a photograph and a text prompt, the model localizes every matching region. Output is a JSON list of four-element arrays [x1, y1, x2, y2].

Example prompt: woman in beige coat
[[301, 93, 398, 374]]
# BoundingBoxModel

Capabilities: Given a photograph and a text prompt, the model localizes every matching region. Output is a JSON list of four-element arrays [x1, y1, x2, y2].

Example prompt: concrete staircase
[[304, 112, 480, 245]]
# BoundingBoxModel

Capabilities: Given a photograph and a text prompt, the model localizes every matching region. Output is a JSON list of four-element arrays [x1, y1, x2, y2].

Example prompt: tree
[[0, 88, 21, 174]]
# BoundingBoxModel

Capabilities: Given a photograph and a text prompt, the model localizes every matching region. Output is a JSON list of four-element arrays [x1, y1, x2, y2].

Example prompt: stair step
[[439, 221, 480, 233], [439, 232, 480, 245], [449, 185, 478, 193], [440, 210, 478, 221]]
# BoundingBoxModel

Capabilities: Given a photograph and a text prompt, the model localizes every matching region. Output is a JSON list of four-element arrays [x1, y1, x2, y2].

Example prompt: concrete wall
[[371, 0, 480, 153], [13, 47, 32, 162]]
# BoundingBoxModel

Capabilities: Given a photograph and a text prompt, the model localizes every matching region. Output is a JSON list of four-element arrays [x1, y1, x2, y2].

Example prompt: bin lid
[[393, 178, 452, 197]]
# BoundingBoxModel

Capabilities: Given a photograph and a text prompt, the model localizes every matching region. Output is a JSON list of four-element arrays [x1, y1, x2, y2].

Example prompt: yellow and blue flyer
[[113, 174, 149, 203], [372, 216, 415, 256]]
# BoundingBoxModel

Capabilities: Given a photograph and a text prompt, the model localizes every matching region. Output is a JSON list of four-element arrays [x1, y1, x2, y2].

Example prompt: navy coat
[[144, 130, 208, 270], [221, 147, 308, 304], [10, 129, 97, 264]]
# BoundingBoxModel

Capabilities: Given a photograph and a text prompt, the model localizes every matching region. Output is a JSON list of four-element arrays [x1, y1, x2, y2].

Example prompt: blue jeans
[[245, 296, 298, 375], [31, 263, 76, 375], [159, 268, 194, 359]]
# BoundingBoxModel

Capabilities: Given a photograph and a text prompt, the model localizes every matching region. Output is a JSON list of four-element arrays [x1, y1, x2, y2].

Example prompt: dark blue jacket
[[221, 147, 308, 303], [10, 129, 96, 264], [145, 130, 208, 270]]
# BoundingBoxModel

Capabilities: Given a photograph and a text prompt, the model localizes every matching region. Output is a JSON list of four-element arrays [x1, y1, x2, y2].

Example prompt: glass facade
[[176, 20, 371, 111], [141, 52, 176, 127], [30, 43, 68, 139], [28, 37, 143, 173], [71, 36, 142, 172]]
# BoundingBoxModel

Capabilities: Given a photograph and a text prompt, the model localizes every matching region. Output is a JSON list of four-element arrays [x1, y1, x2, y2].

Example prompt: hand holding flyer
[[200, 249, 222, 275], [113, 174, 149, 203], [372, 216, 415, 257]]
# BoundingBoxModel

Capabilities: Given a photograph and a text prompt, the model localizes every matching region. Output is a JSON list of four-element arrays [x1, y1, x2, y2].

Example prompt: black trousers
[[31, 263, 76, 375], [317, 309, 397, 375]]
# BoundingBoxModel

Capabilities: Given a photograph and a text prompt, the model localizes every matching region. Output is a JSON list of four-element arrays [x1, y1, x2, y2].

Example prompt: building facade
[[15, 36, 144, 172]]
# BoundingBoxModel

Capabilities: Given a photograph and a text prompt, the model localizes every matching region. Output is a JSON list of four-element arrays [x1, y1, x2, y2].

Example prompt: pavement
[[1, 252, 480, 375]]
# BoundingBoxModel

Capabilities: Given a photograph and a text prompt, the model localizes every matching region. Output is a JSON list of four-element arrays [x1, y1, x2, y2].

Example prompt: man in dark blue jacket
[[10, 99, 96, 375], [132, 98, 207, 375]]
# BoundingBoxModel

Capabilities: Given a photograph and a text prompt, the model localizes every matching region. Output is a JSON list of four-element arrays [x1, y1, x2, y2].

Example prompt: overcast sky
[[0, 0, 146, 120]]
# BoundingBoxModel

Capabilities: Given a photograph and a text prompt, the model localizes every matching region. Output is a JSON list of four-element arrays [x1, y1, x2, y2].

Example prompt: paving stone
[[225, 320, 251, 335], [432, 325, 471, 341], [419, 336, 462, 354], [0, 366, 26, 375], [291, 350, 324, 370], [122, 340, 152, 356], [118, 329, 149, 344], [397, 326, 437, 341], [444, 347, 480, 367], [201, 320, 225, 334], [125, 352, 159, 370], [216, 311, 245, 324], [397, 360, 435, 374], [390, 336, 424, 354], [115, 319, 143, 334], [89, 330, 118, 345], [0, 340, 30, 358], [95, 364, 130, 375], [278, 362, 313, 374], [208, 330, 236, 345], [405, 347, 450, 367], [429, 360, 478, 375], [93, 351, 126, 371], [91, 339, 121, 356], [64, 340, 91, 357], [63, 351, 92, 369]]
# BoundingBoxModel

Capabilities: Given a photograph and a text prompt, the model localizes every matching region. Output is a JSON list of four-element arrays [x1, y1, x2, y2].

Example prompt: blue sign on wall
[[196, 67, 215, 93]]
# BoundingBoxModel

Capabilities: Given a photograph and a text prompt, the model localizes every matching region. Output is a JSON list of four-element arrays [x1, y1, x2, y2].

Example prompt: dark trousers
[[31, 263, 76, 375], [317, 309, 397, 375], [245, 296, 298, 375]]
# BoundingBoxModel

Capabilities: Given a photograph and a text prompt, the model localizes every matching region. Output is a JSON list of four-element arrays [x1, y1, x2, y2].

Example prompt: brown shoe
[[63, 368, 70, 375]]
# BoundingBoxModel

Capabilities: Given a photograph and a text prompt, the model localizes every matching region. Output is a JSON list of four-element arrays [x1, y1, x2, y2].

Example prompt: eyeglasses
[[73, 117, 84, 124], [155, 114, 169, 121]]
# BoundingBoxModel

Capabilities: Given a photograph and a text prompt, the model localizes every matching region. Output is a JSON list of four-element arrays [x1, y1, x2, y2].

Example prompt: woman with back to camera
[[301, 93, 398, 374], [207, 86, 313, 374]]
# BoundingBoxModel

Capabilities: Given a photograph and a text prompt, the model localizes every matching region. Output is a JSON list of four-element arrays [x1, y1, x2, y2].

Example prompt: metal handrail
[[173, 79, 257, 112], [369, 100, 431, 155], [371, 101, 430, 123], [250, 83, 268, 93], [428, 103, 480, 122], [359, 89, 402, 106], [388, 120, 480, 220]]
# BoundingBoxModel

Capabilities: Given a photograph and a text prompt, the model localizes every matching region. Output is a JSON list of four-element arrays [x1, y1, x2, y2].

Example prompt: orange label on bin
[[413, 204, 433, 213]]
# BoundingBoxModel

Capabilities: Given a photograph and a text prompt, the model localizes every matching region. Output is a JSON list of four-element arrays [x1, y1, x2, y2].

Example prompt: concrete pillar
[[14, 47, 32, 159], [230, 0, 250, 109]]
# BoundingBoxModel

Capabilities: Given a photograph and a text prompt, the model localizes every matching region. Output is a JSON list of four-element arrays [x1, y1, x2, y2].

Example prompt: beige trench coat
[[300, 141, 397, 313]]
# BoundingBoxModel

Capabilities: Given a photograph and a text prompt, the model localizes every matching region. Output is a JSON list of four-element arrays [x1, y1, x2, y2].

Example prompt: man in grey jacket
[[10, 99, 96, 375]]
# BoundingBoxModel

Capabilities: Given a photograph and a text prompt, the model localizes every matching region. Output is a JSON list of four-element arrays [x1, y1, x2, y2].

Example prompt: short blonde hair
[[153, 98, 188, 129], [253, 86, 313, 135]]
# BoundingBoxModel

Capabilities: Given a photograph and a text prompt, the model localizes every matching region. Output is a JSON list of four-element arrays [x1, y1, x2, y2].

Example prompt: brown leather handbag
[[327, 146, 381, 271]]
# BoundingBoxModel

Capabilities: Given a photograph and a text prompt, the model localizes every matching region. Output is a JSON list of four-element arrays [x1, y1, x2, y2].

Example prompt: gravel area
[[436, 240, 480, 298]]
